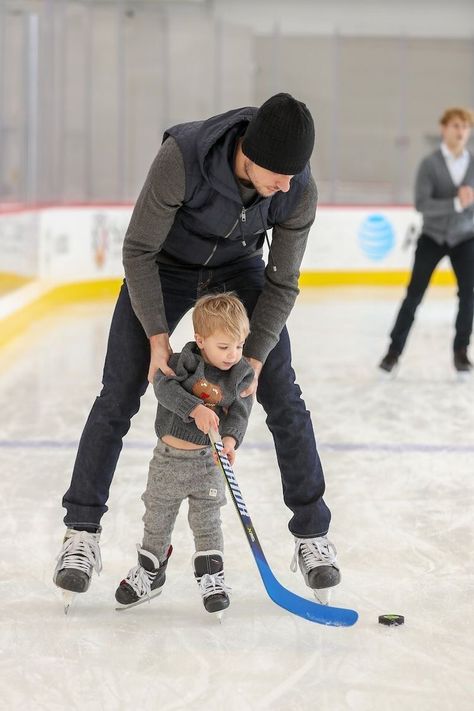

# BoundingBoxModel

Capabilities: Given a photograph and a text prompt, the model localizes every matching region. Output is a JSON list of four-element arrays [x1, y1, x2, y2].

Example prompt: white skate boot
[[53, 528, 102, 613], [291, 536, 340, 605]]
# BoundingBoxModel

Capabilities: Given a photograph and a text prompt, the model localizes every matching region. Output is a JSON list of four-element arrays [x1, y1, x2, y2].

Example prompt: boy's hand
[[221, 436, 237, 465], [149, 333, 175, 383], [190, 404, 220, 434], [241, 357, 263, 397]]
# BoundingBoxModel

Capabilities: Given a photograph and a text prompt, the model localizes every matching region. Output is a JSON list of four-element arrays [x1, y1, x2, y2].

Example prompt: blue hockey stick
[[210, 431, 358, 627]]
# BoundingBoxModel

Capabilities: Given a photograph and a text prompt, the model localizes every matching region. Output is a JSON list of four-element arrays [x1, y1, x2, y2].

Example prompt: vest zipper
[[223, 218, 239, 239], [240, 207, 247, 246], [203, 240, 219, 266], [204, 206, 249, 265]]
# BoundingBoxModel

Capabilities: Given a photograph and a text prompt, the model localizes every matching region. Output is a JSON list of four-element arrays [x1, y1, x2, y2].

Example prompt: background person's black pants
[[390, 234, 474, 354]]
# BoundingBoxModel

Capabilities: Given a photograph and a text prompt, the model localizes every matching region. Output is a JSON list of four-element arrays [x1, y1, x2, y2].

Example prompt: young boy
[[115, 292, 254, 614]]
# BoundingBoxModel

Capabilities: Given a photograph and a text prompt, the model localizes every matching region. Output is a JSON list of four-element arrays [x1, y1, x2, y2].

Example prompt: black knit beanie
[[242, 93, 315, 175]]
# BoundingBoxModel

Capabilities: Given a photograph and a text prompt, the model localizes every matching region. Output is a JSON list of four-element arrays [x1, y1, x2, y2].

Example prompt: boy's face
[[195, 329, 245, 370], [441, 117, 472, 153]]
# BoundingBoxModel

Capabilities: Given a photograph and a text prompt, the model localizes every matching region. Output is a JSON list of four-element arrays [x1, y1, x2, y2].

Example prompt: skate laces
[[290, 537, 338, 573], [197, 571, 231, 600], [58, 531, 102, 575], [122, 564, 157, 600]]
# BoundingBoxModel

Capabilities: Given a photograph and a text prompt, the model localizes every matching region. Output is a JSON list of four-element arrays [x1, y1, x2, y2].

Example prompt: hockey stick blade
[[210, 432, 358, 627]]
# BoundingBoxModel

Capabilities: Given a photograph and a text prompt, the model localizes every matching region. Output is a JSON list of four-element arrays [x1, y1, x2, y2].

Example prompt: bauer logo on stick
[[214, 441, 250, 518]]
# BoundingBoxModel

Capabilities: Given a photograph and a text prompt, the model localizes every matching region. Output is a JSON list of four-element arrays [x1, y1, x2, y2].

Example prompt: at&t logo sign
[[358, 213, 395, 261]]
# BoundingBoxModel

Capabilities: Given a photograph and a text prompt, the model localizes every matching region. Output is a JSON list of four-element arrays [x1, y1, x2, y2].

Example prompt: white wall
[[2, 0, 473, 204], [0, 203, 436, 284], [213, 0, 474, 38]]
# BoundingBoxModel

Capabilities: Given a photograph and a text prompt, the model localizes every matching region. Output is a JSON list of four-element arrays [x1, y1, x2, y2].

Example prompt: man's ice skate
[[454, 348, 472, 379], [378, 348, 400, 377], [53, 528, 102, 614], [291, 536, 341, 605], [193, 550, 230, 621], [115, 545, 172, 610]]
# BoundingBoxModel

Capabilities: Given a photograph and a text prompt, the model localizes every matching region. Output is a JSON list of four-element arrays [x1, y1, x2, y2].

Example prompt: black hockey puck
[[378, 614, 404, 626]]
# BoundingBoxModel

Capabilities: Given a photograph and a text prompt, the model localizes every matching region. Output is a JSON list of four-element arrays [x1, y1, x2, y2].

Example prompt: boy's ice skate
[[115, 545, 172, 610], [291, 536, 341, 605], [54, 528, 102, 613], [193, 550, 230, 619]]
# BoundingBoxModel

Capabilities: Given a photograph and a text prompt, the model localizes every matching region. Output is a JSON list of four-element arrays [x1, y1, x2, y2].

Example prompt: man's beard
[[244, 162, 276, 198]]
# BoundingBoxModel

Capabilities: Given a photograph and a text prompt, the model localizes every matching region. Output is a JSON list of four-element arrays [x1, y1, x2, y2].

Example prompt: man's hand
[[241, 357, 263, 397], [221, 436, 237, 465], [190, 404, 220, 434], [149, 333, 174, 383], [458, 185, 474, 209]]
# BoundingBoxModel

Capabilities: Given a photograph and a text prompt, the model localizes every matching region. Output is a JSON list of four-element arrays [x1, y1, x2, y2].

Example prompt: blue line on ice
[[1, 439, 473, 453]]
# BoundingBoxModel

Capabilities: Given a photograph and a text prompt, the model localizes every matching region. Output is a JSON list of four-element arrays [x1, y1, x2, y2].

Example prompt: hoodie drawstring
[[258, 205, 277, 273]]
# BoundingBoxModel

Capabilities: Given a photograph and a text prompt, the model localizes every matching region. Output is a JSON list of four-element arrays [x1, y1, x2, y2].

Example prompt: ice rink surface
[[0, 287, 473, 711]]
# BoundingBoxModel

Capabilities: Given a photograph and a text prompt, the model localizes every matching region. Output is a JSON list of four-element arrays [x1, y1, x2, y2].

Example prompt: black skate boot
[[192, 550, 230, 616], [115, 545, 172, 610], [291, 536, 340, 605], [454, 347, 472, 373], [379, 348, 400, 374], [54, 528, 102, 594]]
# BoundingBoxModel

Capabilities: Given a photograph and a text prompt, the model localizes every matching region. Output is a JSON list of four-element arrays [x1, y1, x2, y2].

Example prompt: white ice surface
[[0, 288, 473, 711]]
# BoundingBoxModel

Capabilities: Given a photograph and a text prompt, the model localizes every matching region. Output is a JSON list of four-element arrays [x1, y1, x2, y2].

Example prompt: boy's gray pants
[[142, 439, 226, 561]]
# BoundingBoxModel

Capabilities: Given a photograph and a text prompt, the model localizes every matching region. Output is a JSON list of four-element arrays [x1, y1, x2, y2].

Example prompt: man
[[54, 93, 341, 601], [380, 107, 474, 374]]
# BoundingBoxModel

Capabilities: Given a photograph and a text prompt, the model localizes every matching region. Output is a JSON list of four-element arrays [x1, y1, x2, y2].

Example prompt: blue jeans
[[62, 256, 331, 537]]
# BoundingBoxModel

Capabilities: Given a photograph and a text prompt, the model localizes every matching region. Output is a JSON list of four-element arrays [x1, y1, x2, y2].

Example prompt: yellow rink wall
[[298, 270, 455, 288], [0, 203, 456, 348], [0, 278, 122, 348]]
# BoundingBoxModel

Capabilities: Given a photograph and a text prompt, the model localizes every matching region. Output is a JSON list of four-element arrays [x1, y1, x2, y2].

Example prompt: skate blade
[[215, 611, 224, 623], [456, 370, 471, 382], [63, 591, 75, 615], [378, 366, 398, 381], [313, 588, 332, 606], [115, 587, 163, 611]]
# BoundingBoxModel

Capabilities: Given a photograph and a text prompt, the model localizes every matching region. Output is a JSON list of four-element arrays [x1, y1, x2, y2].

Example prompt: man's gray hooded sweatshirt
[[123, 106, 317, 364]]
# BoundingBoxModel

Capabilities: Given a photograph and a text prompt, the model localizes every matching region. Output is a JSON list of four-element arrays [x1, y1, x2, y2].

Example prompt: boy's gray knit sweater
[[123, 137, 317, 364], [153, 341, 254, 448], [415, 149, 474, 246]]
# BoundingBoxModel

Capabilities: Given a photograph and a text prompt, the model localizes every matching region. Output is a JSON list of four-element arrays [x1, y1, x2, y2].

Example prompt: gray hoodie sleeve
[[243, 175, 317, 363], [219, 366, 254, 448], [153, 351, 203, 422], [122, 138, 185, 337]]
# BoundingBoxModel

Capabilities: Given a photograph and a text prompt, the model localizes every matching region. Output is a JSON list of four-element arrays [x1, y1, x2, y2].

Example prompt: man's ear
[[195, 333, 204, 348]]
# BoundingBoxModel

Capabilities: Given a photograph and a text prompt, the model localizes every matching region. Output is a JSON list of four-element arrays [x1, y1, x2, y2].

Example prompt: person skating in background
[[54, 92, 341, 604], [380, 107, 474, 375], [115, 293, 253, 615]]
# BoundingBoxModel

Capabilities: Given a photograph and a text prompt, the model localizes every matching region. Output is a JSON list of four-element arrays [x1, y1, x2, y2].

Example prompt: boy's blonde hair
[[192, 292, 250, 340], [440, 107, 474, 127]]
